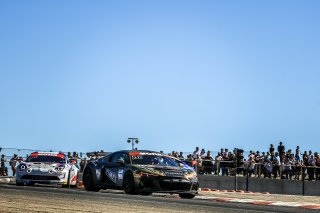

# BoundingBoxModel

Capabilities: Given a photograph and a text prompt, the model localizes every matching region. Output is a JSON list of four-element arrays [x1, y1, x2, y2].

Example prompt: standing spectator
[[221, 150, 230, 176], [1, 154, 8, 176], [315, 154, 320, 181], [277, 141, 285, 163], [302, 151, 308, 165], [263, 152, 272, 178], [282, 157, 293, 179], [171, 151, 178, 158], [272, 152, 281, 178], [80, 157, 87, 172], [178, 152, 184, 160], [220, 148, 224, 157], [224, 149, 229, 158], [307, 155, 316, 181], [269, 144, 275, 154], [214, 152, 223, 175], [295, 146, 300, 161], [10, 154, 19, 176], [244, 155, 255, 177], [200, 148, 206, 158], [195, 154, 202, 174], [202, 151, 214, 174], [67, 152, 72, 159], [192, 147, 199, 159], [255, 151, 263, 177], [293, 159, 302, 180]]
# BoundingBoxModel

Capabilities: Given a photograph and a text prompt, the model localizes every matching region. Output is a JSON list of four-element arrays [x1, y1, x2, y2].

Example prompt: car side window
[[97, 156, 108, 164], [110, 153, 130, 164]]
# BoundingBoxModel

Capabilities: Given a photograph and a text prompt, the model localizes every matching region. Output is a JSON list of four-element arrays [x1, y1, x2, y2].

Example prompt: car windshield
[[131, 154, 180, 167], [26, 156, 65, 164]]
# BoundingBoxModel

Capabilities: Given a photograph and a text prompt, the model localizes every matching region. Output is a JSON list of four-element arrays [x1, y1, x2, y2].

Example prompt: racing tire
[[16, 182, 24, 186], [123, 172, 137, 195], [83, 169, 100, 192], [179, 193, 196, 199]]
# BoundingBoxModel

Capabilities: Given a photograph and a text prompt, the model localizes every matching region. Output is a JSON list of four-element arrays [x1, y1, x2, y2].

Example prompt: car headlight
[[55, 166, 65, 171], [19, 164, 27, 170]]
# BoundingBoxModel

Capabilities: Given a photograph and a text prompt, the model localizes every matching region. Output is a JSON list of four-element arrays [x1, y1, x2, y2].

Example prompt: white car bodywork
[[16, 152, 79, 187]]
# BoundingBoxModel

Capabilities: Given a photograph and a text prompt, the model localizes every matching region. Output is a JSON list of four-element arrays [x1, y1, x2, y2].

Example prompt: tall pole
[[235, 148, 237, 191], [127, 138, 139, 150]]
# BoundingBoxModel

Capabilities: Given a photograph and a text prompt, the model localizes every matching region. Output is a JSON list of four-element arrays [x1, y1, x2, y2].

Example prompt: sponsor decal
[[106, 169, 117, 183], [138, 152, 167, 156], [30, 152, 65, 158], [96, 169, 101, 180], [163, 171, 184, 176], [129, 151, 140, 156], [118, 169, 124, 180]]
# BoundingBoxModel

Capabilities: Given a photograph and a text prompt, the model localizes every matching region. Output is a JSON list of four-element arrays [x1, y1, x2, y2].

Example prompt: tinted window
[[110, 152, 130, 164], [96, 156, 108, 164], [131, 155, 179, 167], [26, 156, 65, 164]]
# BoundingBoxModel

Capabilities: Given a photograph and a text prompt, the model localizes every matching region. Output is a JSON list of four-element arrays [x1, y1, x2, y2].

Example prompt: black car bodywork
[[83, 150, 199, 198]]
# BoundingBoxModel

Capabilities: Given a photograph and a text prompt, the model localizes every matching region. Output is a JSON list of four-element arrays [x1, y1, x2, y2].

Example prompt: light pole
[[127, 138, 139, 150]]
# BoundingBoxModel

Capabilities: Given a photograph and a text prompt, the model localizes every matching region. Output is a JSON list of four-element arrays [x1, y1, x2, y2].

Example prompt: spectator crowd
[[167, 142, 320, 181]]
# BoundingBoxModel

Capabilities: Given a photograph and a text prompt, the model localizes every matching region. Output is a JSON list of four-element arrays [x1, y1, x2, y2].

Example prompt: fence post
[[235, 159, 237, 191], [258, 163, 261, 178], [246, 162, 249, 191], [302, 166, 305, 196]]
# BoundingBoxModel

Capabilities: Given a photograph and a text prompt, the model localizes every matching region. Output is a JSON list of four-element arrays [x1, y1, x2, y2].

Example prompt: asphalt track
[[0, 184, 317, 213]]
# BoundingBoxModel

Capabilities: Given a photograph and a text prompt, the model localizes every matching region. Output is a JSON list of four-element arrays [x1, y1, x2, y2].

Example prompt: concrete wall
[[199, 175, 320, 196]]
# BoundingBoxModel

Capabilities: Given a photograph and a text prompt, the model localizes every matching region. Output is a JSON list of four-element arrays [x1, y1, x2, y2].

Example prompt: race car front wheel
[[83, 169, 99, 192], [123, 172, 137, 195]]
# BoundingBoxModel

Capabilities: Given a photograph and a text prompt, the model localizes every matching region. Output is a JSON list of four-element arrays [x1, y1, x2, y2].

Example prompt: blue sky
[[0, 1, 320, 154]]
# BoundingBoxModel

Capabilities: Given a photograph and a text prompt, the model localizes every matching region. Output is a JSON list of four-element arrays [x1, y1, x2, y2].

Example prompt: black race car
[[83, 150, 199, 198]]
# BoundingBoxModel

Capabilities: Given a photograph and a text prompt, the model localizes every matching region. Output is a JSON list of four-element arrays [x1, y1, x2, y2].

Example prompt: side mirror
[[116, 159, 125, 166]]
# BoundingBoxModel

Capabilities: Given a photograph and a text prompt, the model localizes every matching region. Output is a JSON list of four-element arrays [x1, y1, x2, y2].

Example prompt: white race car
[[16, 152, 79, 187]]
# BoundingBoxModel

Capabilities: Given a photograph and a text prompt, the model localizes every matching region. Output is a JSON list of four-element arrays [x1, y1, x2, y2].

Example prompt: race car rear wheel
[[179, 193, 195, 199], [123, 172, 137, 195], [83, 169, 100, 192]]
